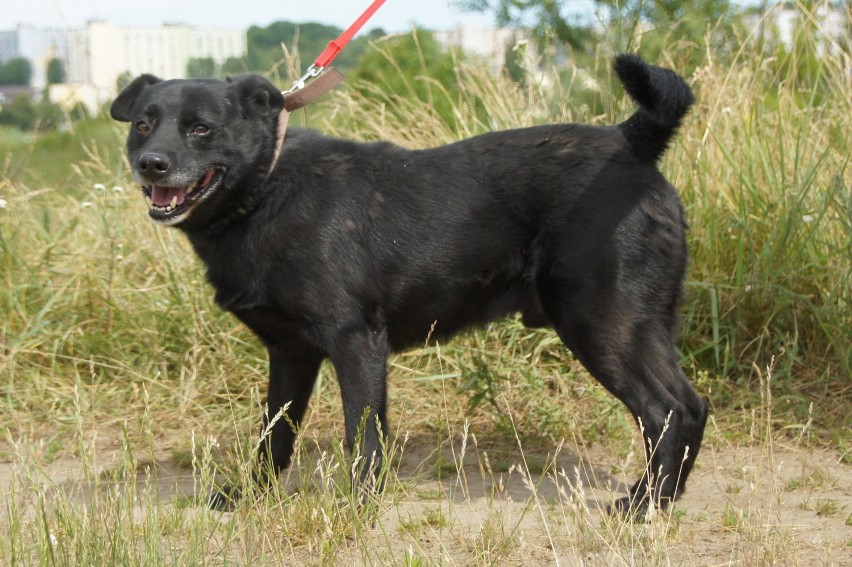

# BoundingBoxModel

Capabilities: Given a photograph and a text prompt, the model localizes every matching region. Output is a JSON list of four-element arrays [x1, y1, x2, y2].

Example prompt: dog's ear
[[111, 74, 162, 122], [228, 75, 285, 118]]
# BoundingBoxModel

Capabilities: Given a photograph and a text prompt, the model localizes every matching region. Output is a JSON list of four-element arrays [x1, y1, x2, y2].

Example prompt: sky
[[1, 0, 497, 33]]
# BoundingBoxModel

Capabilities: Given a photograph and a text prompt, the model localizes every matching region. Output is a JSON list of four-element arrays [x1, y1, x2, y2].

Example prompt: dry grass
[[1, 3, 850, 565]]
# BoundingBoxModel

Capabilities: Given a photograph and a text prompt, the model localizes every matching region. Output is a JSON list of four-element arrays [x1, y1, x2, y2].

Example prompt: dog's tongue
[[151, 185, 186, 207]]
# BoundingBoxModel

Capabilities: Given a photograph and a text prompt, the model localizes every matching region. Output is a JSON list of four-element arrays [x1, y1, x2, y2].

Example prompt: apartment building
[[1, 21, 246, 106], [69, 21, 246, 92], [0, 25, 69, 88]]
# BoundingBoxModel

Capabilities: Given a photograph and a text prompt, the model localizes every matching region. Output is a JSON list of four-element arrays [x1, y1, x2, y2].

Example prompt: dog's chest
[[188, 231, 271, 311], [190, 229, 321, 317], [207, 264, 267, 313]]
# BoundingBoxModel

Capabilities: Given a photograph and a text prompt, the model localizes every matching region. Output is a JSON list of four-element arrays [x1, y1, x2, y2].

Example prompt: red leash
[[273, 0, 387, 174], [316, 0, 387, 68], [286, 0, 387, 93]]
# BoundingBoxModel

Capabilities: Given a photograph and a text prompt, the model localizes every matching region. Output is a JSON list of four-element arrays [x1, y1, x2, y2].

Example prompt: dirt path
[[2, 433, 849, 565]]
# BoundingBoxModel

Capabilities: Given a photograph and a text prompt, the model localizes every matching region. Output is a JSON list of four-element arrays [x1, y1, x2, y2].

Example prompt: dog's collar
[[269, 110, 290, 177], [268, 68, 345, 177]]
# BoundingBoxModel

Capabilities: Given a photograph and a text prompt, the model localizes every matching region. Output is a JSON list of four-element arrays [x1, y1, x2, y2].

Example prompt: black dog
[[111, 55, 708, 514]]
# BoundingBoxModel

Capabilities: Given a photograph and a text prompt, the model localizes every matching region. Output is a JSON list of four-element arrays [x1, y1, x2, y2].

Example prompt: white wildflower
[[94, 183, 106, 190], [112, 186, 125, 193], [80, 202, 94, 208], [0, 199, 6, 209], [582, 73, 601, 92], [802, 214, 814, 223]]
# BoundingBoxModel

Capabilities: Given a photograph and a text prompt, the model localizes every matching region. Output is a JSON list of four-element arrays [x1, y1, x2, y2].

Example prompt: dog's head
[[111, 75, 284, 228]]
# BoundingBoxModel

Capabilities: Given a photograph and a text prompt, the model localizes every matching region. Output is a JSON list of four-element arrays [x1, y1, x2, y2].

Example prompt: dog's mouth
[[142, 168, 224, 223]]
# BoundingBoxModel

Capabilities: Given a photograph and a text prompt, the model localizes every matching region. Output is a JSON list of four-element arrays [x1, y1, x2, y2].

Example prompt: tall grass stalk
[[1, 3, 849, 564]]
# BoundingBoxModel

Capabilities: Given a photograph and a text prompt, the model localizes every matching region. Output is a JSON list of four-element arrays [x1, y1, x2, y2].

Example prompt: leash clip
[[285, 64, 325, 95]]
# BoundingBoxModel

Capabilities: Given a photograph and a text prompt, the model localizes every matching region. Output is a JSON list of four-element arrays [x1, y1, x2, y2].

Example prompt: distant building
[[0, 30, 15, 61], [0, 25, 68, 88], [47, 83, 101, 116], [434, 24, 534, 72], [0, 85, 39, 105], [71, 21, 246, 93], [0, 22, 246, 105]]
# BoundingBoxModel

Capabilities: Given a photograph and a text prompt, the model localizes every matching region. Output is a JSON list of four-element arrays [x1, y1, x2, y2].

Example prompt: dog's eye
[[135, 121, 151, 134], [192, 124, 210, 136]]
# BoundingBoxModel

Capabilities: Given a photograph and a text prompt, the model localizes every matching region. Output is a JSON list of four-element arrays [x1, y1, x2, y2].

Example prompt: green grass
[[1, 4, 850, 565], [0, 116, 126, 188]]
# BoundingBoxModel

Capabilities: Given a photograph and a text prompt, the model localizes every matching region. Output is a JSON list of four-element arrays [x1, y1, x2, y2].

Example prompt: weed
[[786, 467, 838, 491], [813, 499, 844, 517]]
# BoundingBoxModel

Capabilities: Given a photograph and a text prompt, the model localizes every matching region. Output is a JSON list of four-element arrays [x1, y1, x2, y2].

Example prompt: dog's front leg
[[329, 321, 390, 498], [209, 339, 323, 510], [257, 342, 325, 477]]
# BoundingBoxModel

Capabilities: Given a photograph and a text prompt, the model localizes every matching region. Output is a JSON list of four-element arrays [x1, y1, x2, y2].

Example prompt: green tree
[[504, 37, 529, 86], [186, 57, 217, 78], [69, 101, 90, 121], [47, 58, 65, 84], [600, 0, 736, 68], [245, 21, 380, 75], [762, 1, 846, 107], [116, 71, 133, 92], [454, 0, 595, 52], [456, 0, 738, 69], [221, 56, 246, 77], [0, 57, 34, 86], [349, 29, 465, 130], [0, 95, 65, 131], [33, 99, 64, 130], [0, 95, 36, 129]]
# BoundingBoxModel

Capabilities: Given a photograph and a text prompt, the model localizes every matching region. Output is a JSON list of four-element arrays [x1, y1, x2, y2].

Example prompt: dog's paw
[[607, 495, 647, 520], [607, 493, 672, 521], [207, 484, 242, 511]]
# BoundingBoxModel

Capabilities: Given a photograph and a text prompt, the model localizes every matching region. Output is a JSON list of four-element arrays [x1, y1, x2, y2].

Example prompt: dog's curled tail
[[615, 54, 694, 164]]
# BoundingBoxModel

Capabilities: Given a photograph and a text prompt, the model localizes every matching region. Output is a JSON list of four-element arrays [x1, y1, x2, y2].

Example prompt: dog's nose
[[137, 152, 171, 179]]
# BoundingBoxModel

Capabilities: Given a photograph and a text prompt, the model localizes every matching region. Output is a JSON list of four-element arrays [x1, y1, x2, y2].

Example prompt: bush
[[346, 29, 479, 138], [0, 94, 65, 131], [0, 56, 33, 85]]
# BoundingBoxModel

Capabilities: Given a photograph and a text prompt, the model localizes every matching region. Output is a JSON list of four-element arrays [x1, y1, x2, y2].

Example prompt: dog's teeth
[[170, 196, 178, 209], [186, 183, 196, 195]]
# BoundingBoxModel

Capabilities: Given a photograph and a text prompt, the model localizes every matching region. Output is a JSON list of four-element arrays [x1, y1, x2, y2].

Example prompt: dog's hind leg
[[540, 279, 707, 516], [607, 321, 708, 511]]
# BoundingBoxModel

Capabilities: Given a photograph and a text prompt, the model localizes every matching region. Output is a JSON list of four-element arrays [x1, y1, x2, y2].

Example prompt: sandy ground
[[2, 431, 849, 566]]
